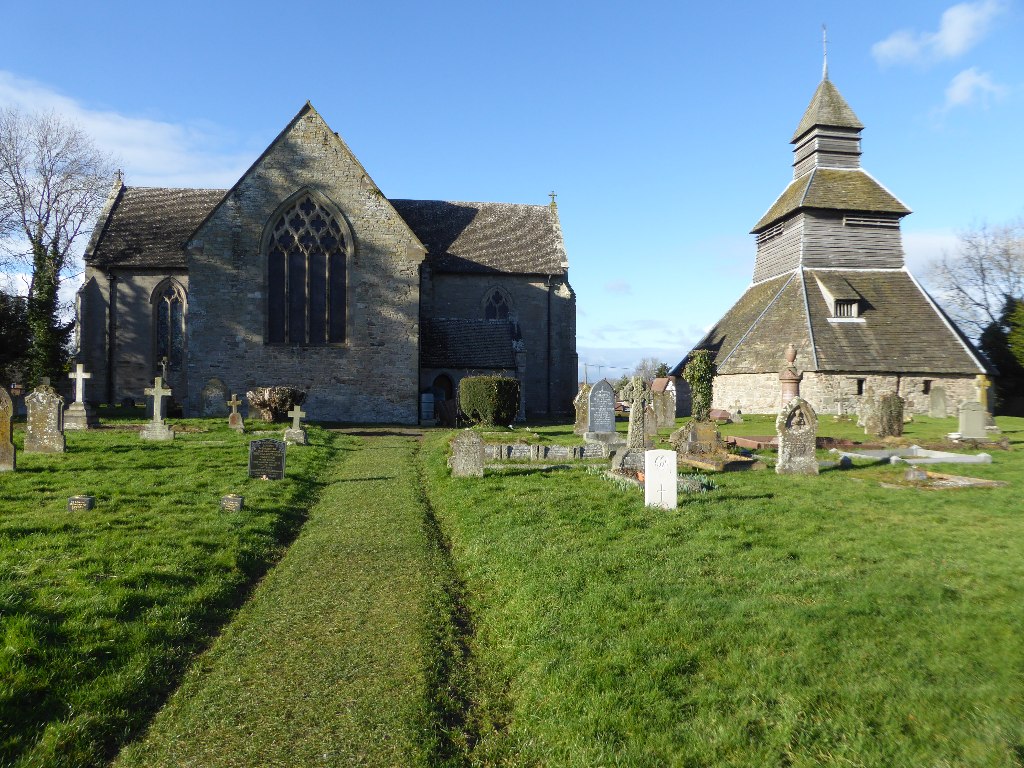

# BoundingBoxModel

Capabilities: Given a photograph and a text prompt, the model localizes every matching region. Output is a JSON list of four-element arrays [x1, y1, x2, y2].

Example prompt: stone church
[[671, 72, 990, 415], [77, 103, 577, 423]]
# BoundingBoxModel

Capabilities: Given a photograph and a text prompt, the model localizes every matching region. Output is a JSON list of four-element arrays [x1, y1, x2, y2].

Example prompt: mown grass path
[[116, 430, 460, 768]]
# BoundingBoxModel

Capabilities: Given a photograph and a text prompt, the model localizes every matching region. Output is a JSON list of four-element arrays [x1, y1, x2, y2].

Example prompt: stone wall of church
[[185, 109, 424, 423], [712, 371, 979, 416], [77, 266, 189, 406], [422, 272, 577, 416]]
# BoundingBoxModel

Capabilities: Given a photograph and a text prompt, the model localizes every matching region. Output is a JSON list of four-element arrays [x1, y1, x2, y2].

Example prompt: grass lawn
[[422, 416, 1024, 766], [0, 422, 334, 767]]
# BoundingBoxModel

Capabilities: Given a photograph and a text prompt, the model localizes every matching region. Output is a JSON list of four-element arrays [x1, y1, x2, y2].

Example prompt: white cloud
[[872, 0, 1006, 66], [942, 66, 1007, 110], [902, 229, 959, 276], [0, 71, 252, 188]]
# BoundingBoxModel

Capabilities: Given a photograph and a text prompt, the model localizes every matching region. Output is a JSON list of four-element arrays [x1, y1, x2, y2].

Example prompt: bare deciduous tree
[[0, 107, 113, 384], [927, 220, 1024, 339]]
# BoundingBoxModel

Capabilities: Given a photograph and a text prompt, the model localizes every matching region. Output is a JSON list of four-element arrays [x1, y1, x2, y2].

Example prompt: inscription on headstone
[[67, 495, 96, 512], [25, 385, 65, 453], [644, 449, 678, 509], [449, 430, 484, 477], [248, 438, 287, 479], [220, 494, 244, 511], [587, 379, 615, 434], [0, 387, 14, 471], [776, 397, 818, 475]]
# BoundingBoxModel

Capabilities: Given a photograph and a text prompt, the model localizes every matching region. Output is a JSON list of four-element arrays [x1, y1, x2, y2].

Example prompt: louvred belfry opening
[[267, 194, 347, 344]]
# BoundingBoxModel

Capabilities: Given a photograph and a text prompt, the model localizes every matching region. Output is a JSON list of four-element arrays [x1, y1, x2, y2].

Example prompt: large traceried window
[[154, 281, 185, 369], [484, 288, 511, 320], [267, 194, 347, 344]]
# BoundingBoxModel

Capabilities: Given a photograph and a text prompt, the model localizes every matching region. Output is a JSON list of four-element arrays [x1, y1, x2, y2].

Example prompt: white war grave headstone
[[644, 449, 678, 509]]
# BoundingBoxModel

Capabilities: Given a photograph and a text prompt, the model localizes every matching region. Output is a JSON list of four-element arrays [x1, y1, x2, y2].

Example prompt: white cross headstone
[[68, 363, 92, 404], [144, 377, 172, 422], [644, 449, 678, 509], [287, 405, 306, 430]]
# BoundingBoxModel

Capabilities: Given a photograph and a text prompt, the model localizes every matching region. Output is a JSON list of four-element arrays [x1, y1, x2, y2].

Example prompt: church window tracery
[[484, 288, 511, 320], [267, 194, 347, 344], [153, 281, 185, 370]]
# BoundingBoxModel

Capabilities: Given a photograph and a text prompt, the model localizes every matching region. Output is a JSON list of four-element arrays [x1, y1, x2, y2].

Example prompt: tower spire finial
[[822, 24, 829, 81]]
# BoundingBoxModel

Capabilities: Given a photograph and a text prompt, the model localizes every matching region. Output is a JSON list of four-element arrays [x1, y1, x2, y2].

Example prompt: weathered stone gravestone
[[776, 397, 818, 475], [200, 378, 230, 417], [64, 363, 98, 430], [573, 383, 591, 435], [0, 387, 14, 471], [248, 438, 286, 479], [644, 403, 658, 438], [644, 449, 678, 509], [623, 376, 651, 451], [958, 401, 987, 440], [877, 393, 904, 437], [586, 379, 616, 435], [928, 386, 947, 418], [141, 377, 174, 441], [651, 378, 676, 430], [859, 392, 880, 436], [25, 385, 65, 453], [227, 394, 245, 432], [669, 420, 722, 456], [449, 430, 484, 477], [284, 405, 308, 445]]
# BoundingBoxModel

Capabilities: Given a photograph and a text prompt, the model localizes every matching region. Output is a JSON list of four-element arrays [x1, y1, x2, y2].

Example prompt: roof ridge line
[[858, 167, 912, 215], [799, 168, 816, 208], [719, 272, 798, 368], [799, 268, 819, 369]]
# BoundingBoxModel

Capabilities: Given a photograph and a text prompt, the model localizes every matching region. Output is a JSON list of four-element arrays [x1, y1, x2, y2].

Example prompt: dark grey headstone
[[776, 397, 818, 475], [587, 380, 615, 433], [248, 438, 287, 479], [220, 494, 244, 511]]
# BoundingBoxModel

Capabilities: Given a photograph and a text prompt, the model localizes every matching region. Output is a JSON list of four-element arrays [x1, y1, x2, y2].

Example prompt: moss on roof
[[791, 79, 864, 142]]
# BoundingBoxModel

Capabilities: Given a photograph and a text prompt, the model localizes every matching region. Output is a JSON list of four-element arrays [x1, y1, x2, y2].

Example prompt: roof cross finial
[[549, 191, 557, 204], [822, 24, 829, 81]]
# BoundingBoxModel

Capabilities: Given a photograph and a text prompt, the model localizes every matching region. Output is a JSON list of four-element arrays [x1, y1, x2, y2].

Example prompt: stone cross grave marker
[[644, 449, 678, 509], [249, 438, 286, 479], [141, 376, 174, 441], [227, 393, 245, 432], [586, 379, 615, 434], [928, 386, 947, 419], [0, 386, 14, 471], [958, 401, 987, 440], [65, 363, 98, 430], [284, 404, 308, 445], [25, 385, 65, 453], [623, 375, 651, 451], [449, 429, 484, 477], [776, 397, 818, 475]]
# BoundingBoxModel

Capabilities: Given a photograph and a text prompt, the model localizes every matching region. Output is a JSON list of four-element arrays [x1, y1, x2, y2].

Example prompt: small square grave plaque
[[67, 495, 95, 512], [248, 439, 286, 480], [220, 494, 244, 511]]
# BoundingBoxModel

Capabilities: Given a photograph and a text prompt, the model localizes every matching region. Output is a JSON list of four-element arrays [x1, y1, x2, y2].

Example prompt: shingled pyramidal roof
[[675, 74, 987, 378]]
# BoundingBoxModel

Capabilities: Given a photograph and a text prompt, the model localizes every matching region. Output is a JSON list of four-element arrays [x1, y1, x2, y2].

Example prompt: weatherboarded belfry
[[672, 72, 989, 415], [77, 103, 577, 422]]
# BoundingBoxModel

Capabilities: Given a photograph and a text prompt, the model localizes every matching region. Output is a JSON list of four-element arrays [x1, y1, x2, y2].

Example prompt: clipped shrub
[[246, 386, 306, 422], [459, 375, 520, 426], [683, 349, 716, 422]]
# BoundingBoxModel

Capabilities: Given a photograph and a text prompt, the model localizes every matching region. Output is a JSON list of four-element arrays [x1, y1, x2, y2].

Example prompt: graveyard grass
[[2, 414, 1024, 766], [0, 422, 335, 767]]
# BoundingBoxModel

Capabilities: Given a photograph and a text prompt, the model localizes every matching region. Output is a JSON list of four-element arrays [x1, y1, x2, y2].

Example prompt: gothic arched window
[[154, 281, 185, 369], [267, 194, 348, 344], [484, 288, 511, 320]]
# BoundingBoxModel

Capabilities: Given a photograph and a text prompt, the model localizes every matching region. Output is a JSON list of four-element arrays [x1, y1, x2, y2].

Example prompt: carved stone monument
[[928, 386, 947, 418], [141, 377, 174, 441], [227, 393, 245, 432], [200, 378, 230, 417], [573, 383, 591, 435], [0, 387, 14, 471], [25, 384, 65, 453], [644, 449, 678, 509], [612, 375, 652, 470], [284, 405, 308, 445], [778, 343, 802, 406], [64, 363, 98, 430], [776, 397, 818, 475], [449, 429, 484, 477]]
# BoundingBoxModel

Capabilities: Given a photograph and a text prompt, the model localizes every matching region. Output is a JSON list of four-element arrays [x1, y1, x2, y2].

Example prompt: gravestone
[[928, 386, 947, 418], [67, 495, 95, 512], [877, 393, 904, 437], [449, 430, 484, 477], [669, 420, 721, 456], [614, 375, 652, 470], [0, 387, 14, 471], [958, 401, 987, 440], [200, 378, 230, 417], [249, 438, 286, 479], [141, 377, 174, 441], [652, 389, 676, 430], [284, 405, 308, 445], [644, 449, 678, 509], [227, 393, 245, 432], [220, 494, 244, 511], [859, 393, 880, 436], [776, 397, 818, 475], [24, 385, 65, 453], [586, 379, 615, 435], [644, 403, 658, 437], [573, 383, 591, 435], [64, 363, 98, 430]]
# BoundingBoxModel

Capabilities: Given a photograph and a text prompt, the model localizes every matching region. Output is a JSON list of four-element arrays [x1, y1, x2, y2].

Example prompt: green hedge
[[458, 376, 520, 426]]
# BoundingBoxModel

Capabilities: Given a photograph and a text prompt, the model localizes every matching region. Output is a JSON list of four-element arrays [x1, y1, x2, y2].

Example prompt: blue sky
[[2, 1, 1022, 380]]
